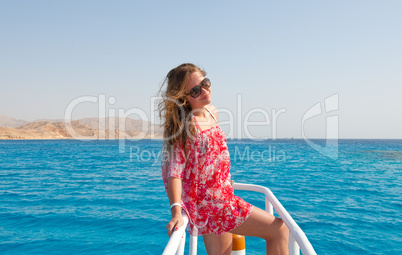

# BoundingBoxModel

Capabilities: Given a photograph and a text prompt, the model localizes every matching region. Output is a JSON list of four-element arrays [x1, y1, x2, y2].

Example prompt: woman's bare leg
[[229, 206, 289, 255], [202, 232, 232, 255]]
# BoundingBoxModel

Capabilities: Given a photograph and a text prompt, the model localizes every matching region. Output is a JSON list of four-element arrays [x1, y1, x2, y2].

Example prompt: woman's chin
[[204, 99, 211, 105]]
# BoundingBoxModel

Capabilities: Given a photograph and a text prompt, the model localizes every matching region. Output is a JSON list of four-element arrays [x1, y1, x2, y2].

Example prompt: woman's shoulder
[[205, 104, 219, 120]]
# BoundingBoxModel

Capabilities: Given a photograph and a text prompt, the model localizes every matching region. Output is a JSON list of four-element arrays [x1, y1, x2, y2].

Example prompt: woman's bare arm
[[166, 177, 184, 236], [167, 177, 182, 216]]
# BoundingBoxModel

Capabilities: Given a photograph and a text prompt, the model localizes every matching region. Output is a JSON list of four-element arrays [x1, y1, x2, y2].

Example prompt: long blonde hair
[[157, 63, 207, 155]]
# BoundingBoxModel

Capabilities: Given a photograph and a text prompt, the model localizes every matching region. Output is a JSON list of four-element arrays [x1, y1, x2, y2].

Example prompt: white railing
[[162, 182, 317, 255], [233, 183, 317, 255], [162, 213, 189, 255]]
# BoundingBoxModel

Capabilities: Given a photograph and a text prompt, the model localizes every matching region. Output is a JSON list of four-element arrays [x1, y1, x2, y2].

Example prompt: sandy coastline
[[0, 118, 163, 140]]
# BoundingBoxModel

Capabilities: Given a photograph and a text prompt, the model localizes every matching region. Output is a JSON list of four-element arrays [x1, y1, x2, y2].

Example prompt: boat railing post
[[288, 232, 300, 255], [265, 196, 273, 215], [176, 231, 186, 255], [162, 213, 189, 255], [189, 227, 198, 255]]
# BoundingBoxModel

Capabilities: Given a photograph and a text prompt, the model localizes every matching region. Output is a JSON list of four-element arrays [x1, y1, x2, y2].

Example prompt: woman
[[158, 63, 288, 255]]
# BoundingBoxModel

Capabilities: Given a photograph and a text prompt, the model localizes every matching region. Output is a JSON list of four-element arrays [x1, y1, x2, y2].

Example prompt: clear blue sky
[[1, 0, 401, 139]]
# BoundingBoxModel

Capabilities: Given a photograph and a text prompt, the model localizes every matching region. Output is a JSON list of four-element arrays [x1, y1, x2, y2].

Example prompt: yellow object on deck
[[232, 234, 246, 254]]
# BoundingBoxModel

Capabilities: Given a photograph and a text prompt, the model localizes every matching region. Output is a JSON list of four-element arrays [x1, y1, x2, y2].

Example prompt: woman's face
[[185, 71, 211, 109]]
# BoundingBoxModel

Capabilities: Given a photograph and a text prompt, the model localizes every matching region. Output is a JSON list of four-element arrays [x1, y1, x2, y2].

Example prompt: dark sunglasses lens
[[201, 78, 211, 88], [190, 86, 202, 98], [188, 78, 211, 98]]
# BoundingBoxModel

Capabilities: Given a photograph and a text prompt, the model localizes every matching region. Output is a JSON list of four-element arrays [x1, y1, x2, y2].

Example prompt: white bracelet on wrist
[[170, 203, 182, 210]]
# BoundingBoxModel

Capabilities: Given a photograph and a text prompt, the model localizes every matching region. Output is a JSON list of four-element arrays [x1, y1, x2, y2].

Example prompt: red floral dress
[[162, 108, 253, 236]]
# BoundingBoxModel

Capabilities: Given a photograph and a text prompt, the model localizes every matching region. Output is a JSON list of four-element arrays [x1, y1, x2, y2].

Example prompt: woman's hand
[[166, 177, 184, 237], [166, 215, 184, 237]]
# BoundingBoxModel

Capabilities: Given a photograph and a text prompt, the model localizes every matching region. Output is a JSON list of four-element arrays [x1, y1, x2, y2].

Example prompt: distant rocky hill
[[0, 115, 28, 128], [0, 115, 163, 140]]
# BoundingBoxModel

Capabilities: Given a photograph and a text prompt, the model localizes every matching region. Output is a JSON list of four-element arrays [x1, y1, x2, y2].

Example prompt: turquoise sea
[[0, 139, 401, 254]]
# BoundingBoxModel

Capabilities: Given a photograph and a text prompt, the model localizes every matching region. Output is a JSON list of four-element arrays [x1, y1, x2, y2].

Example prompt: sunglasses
[[185, 78, 211, 98]]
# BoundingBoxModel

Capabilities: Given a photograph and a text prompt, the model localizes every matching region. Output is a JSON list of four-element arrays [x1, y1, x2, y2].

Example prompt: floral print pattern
[[162, 123, 253, 236]]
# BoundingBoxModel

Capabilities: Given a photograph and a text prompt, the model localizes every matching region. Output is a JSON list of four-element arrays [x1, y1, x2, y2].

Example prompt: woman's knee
[[275, 218, 289, 241], [264, 217, 288, 242]]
